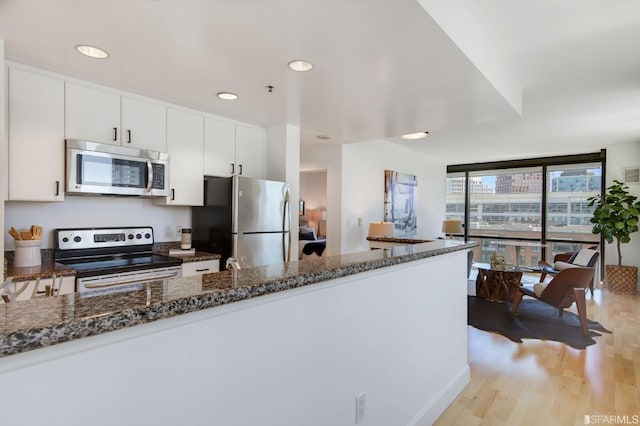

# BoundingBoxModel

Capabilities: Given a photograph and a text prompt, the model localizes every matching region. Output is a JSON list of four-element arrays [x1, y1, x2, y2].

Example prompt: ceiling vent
[[622, 166, 640, 184]]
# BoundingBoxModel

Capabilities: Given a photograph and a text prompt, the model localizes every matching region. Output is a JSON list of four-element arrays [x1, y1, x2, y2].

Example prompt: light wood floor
[[436, 287, 640, 425]]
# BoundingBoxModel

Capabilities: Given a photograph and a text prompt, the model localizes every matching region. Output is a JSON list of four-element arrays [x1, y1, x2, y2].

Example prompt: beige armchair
[[538, 247, 599, 295]]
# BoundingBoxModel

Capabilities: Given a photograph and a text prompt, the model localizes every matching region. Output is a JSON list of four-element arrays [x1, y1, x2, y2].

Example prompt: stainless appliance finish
[[192, 175, 291, 268], [65, 139, 170, 197], [54, 226, 182, 296]]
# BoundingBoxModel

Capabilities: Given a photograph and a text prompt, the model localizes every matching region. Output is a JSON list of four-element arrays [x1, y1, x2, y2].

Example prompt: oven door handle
[[82, 272, 180, 289], [145, 160, 153, 193]]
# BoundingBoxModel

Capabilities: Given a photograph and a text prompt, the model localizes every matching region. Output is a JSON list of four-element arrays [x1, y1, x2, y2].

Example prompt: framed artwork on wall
[[384, 170, 417, 237]]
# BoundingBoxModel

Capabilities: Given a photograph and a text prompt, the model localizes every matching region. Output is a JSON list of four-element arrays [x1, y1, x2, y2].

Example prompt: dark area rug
[[468, 296, 611, 350]]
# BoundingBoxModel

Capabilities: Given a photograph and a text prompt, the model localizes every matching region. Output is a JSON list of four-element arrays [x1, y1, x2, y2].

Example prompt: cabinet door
[[8, 67, 65, 201], [235, 125, 266, 179], [65, 82, 121, 145], [121, 96, 167, 152], [156, 108, 204, 206], [203, 117, 236, 177]]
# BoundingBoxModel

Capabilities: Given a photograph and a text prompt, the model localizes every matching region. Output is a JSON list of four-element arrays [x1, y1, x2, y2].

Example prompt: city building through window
[[446, 152, 604, 269]]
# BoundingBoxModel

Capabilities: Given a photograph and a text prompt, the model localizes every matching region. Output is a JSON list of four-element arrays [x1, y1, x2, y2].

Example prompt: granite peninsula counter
[[1, 240, 475, 426]]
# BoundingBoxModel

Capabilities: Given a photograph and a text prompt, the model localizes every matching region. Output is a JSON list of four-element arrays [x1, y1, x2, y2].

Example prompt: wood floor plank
[[436, 288, 640, 425]]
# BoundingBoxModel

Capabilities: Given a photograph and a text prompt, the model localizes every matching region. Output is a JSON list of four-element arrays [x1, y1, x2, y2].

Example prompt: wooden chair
[[537, 247, 599, 294], [510, 267, 595, 337]]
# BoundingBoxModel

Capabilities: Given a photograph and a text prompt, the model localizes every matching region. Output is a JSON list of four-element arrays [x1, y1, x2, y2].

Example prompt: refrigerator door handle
[[282, 190, 291, 262]]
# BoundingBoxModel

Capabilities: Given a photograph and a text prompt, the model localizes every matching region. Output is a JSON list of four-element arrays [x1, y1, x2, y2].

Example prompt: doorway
[[299, 170, 328, 238]]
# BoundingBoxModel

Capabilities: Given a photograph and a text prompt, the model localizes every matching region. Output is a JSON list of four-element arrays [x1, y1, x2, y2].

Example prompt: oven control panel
[[56, 227, 155, 250]]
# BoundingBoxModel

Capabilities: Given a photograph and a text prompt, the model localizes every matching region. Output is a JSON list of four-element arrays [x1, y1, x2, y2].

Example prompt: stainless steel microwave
[[66, 139, 170, 197]]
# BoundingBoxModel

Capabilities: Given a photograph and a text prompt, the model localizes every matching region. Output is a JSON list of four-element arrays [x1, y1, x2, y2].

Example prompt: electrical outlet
[[164, 226, 173, 239], [355, 393, 366, 423]]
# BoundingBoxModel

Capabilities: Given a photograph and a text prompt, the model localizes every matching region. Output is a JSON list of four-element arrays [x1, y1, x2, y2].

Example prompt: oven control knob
[[62, 237, 69, 243], [128, 234, 134, 240], [144, 233, 151, 239], [136, 233, 142, 239], [73, 236, 82, 243]]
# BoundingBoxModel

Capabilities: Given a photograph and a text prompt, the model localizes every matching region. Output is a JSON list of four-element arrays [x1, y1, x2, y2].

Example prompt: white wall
[[0, 251, 470, 426], [605, 141, 640, 289], [1, 39, 5, 276], [267, 124, 301, 258], [300, 144, 342, 255], [300, 170, 327, 210], [4, 198, 190, 249], [341, 139, 447, 254]]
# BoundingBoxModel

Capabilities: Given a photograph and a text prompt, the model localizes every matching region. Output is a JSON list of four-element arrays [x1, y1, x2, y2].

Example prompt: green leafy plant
[[587, 180, 640, 266]]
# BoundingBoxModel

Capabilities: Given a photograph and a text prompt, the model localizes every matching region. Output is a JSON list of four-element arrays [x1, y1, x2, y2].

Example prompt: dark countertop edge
[[366, 236, 434, 244], [0, 242, 476, 358]]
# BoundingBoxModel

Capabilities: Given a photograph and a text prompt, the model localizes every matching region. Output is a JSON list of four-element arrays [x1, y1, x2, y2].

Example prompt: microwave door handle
[[146, 160, 153, 192]]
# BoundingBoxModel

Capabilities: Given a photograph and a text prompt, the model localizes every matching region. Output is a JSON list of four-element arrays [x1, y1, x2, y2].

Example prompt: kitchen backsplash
[[5, 197, 191, 249]]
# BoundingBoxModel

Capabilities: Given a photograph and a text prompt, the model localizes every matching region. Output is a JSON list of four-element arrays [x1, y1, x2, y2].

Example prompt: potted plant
[[588, 179, 640, 294]]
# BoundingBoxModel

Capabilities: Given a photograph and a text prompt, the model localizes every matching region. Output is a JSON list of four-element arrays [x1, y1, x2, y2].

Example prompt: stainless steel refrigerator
[[192, 175, 291, 268]]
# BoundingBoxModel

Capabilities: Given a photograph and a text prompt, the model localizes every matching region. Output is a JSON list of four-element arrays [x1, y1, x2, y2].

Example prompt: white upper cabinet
[[65, 82, 121, 145], [204, 117, 236, 177], [8, 67, 65, 201], [203, 117, 266, 179], [235, 125, 266, 179], [65, 83, 167, 152], [155, 108, 204, 206], [121, 97, 167, 152]]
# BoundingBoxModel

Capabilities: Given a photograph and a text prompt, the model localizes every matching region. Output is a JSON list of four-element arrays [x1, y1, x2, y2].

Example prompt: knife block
[[14, 240, 42, 267]]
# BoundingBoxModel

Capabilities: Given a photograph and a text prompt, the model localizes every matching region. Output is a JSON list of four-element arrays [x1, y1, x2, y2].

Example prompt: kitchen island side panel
[[0, 251, 469, 426]]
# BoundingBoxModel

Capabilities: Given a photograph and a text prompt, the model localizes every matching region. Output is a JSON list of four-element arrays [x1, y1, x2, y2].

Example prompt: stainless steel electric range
[[54, 226, 182, 295]]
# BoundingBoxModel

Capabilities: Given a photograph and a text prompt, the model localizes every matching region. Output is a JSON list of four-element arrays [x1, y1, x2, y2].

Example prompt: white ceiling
[[1, 0, 639, 164]]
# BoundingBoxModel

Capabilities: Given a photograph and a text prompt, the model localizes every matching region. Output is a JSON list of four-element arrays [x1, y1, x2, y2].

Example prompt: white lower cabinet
[[181, 260, 219, 277], [2, 275, 75, 303]]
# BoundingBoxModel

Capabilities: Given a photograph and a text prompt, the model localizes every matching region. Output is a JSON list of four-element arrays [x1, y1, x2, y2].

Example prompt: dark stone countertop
[[0, 239, 476, 358], [4, 249, 76, 281]]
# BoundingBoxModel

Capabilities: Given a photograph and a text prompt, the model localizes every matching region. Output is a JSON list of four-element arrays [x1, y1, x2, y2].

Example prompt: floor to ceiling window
[[446, 152, 604, 270]]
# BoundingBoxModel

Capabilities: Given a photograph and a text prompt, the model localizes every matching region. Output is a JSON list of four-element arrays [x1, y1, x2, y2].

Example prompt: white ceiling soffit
[[416, 0, 522, 116], [0, 0, 521, 146]]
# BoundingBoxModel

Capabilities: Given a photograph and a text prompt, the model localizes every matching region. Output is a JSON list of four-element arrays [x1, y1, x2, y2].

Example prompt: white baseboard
[[407, 365, 471, 426]]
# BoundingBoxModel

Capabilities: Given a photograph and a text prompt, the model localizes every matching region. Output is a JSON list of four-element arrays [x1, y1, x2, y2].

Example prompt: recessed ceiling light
[[288, 59, 313, 72], [75, 45, 109, 59], [217, 92, 239, 100], [400, 131, 429, 140], [317, 134, 331, 140]]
